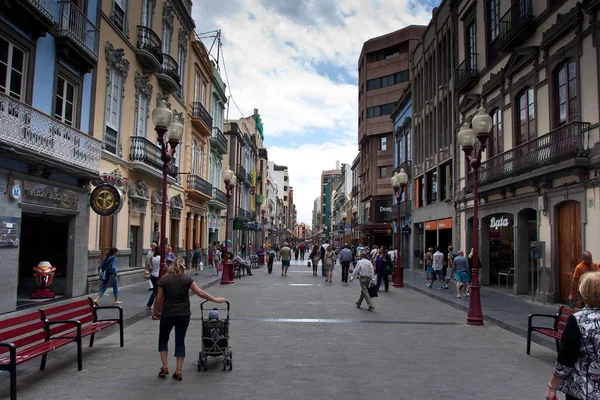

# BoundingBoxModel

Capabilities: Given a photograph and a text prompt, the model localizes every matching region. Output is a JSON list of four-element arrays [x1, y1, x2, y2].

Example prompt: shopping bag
[[368, 284, 378, 298], [218, 262, 223, 272], [307, 261, 312, 268]]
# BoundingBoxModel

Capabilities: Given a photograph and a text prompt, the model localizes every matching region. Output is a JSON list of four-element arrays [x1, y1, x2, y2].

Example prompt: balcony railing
[[393, 160, 412, 176], [157, 54, 180, 92], [0, 92, 101, 175], [192, 102, 213, 130], [478, 121, 590, 186], [238, 207, 252, 220], [210, 127, 228, 153], [237, 165, 247, 180], [455, 53, 478, 93], [211, 187, 228, 205], [136, 25, 163, 70], [247, 172, 252, 184], [23, 0, 55, 24], [187, 174, 212, 197], [497, 0, 535, 52], [56, 1, 99, 64], [129, 136, 162, 171]]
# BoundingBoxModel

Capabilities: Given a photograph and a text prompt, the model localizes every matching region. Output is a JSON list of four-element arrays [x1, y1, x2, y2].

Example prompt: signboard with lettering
[[0, 217, 20, 247], [91, 173, 129, 191], [425, 221, 437, 231], [90, 184, 124, 216], [490, 216, 511, 229], [22, 181, 79, 210], [373, 199, 393, 222], [438, 218, 452, 229]]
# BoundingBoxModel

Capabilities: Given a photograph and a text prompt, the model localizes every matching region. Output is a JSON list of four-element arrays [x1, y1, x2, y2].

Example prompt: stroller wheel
[[222, 358, 227, 371], [228, 351, 233, 371]]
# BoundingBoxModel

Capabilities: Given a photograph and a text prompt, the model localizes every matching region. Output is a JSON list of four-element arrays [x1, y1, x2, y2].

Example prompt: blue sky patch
[[312, 61, 356, 85]]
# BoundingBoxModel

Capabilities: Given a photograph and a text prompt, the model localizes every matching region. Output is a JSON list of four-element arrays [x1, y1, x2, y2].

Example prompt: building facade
[[0, 0, 101, 312], [357, 26, 425, 248], [321, 167, 341, 241], [454, 0, 600, 303]]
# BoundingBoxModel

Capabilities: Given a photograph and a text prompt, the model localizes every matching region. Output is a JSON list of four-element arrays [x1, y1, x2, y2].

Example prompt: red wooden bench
[[0, 310, 81, 400], [40, 298, 124, 349], [527, 305, 576, 355]]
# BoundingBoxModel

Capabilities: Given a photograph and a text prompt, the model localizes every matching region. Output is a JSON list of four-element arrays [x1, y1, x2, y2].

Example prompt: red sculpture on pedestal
[[31, 261, 56, 298]]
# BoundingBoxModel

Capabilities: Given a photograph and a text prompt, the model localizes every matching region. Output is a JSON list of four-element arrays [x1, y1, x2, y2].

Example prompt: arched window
[[556, 61, 578, 126], [517, 88, 535, 145], [489, 108, 502, 156]]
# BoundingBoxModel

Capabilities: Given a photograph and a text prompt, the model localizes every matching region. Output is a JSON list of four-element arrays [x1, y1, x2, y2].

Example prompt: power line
[[220, 46, 246, 120]]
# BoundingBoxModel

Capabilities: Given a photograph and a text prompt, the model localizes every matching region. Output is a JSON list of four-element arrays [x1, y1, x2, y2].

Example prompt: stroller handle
[[200, 300, 230, 311]]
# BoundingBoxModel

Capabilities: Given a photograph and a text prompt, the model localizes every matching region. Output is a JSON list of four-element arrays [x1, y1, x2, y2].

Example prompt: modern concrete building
[[332, 163, 352, 246], [453, 0, 600, 304], [357, 25, 425, 248], [0, 0, 101, 312], [321, 165, 341, 241]]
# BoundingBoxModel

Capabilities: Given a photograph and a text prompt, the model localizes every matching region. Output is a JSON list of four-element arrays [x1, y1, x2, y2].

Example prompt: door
[[129, 226, 139, 267], [558, 201, 582, 303], [99, 216, 114, 260], [170, 219, 179, 254]]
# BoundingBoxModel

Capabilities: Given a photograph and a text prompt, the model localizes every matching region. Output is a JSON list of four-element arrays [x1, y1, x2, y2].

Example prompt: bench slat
[[45, 307, 94, 324], [47, 315, 95, 337], [0, 338, 74, 365], [0, 321, 45, 342], [41, 299, 90, 318], [533, 328, 563, 339], [80, 321, 118, 336], [0, 312, 42, 330], [0, 330, 48, 355]]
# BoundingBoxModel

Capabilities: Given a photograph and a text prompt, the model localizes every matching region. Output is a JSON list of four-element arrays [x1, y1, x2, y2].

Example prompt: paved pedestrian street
[[4, 260, 556, 400]]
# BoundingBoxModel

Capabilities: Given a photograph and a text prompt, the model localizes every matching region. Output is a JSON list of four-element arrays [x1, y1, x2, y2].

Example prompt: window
[[141, 0, 152, 27], [426, 170, 437, 204], [488, 0, 500, 41], [556, 61, 578, 126], [380, 136, 387, 151], [366, 102, 395, 119], [366, 70, 408, 91], [162, 19, 172, 54], [489, 109, 502, 156], [0, 36, 27, 101], [466, 22, 477, 70], [517, 88, 535, 144], [135, 94, 148, 136], [201, 82, 207, 105], [440, 163, 452, 201], [379, 166, 387, 179], [177, 47, 185, 99], [54, 76, 77, 126], [105, 68, 123, 154], [194, 72, 200, 102], [113, 0, 127, 33]]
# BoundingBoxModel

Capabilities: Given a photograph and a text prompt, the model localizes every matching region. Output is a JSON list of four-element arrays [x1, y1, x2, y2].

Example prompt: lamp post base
[[392, 266, 404, 288], [466, 285, 484, 326], [220, 261, 235, 285]]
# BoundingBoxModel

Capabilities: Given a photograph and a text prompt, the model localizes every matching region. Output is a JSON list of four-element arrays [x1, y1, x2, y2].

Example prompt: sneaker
[[426, 283, 431, 288], [355, 302, 361, 308], [439, 286, 444, 290], [466, 292, 470, 297], [158, 367, 169, 378], [172, 372, 183, 381], [367, 306, 375, 311], [445, 285, 449, 289], [457, 295, 461, 299]]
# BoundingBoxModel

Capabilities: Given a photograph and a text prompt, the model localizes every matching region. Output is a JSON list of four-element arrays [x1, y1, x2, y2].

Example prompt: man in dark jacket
[[339, 245, 353, 283]]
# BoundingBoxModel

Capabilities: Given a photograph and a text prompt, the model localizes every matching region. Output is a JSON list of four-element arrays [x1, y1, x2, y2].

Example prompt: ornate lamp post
[[341, 212, 348, 245], [391, 168, 409, 288], [221, 166, 237, 285], [152, 100, 184, 320], [351, 205, 358, 246], [458, 106, 492, 326], [261, 204, 267, 249]]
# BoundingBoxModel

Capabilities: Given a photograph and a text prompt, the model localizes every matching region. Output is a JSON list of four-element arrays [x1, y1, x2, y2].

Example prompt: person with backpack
[[93, 248, 121, 306]]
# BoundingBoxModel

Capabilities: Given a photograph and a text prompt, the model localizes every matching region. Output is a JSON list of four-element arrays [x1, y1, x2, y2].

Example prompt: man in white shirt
[[350, 251, 376, 311], [370, 245, 379, 262], [427, 246, 444, 289]]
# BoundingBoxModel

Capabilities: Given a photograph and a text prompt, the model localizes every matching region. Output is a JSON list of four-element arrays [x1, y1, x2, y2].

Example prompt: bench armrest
[[44, 320, 82, 340], [528, 313, 558, 330], [0, 342, 16, 363], [94, 305, 123, 323]]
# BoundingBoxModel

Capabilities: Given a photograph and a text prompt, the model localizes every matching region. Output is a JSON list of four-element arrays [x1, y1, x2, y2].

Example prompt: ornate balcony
[[238, 207, 252, 221], [208, 187, 227, 209], [129, 136, 178, 182], [12, 0, 55, 37], [350, 185, 359, 197], [135, 25, 163, 72], [393, 160, 412, 177], [477, 121, 590, 187], [497, 0, 535, 53], [455, 53, 479, 94], [247, 172, 252, 184], [258, 148, 268, 159], [210, 127, 228, 154], [237, 165, 247, 181], [0, 92, 101, 178], [187, 174, 212, 199], [55, 0, 99, 71], [191, 102, 212, 136], [156, 54, 180, 93]]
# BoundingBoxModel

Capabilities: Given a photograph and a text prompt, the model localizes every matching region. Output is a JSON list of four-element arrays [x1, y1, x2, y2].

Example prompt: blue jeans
[[147, 276, 159, 307], [98, 274, 118, 297], [158, 316, 190, 357]]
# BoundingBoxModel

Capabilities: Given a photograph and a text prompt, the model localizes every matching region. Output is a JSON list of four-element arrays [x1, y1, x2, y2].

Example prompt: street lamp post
[[457, 106, 492, 326], [261, 204, 267, 250], [341, 212, 347, 245], [351, 205, 357, 247], [152, 100, 184, 320], [391, 168, 409, 288], [220, 167, 237, 285]]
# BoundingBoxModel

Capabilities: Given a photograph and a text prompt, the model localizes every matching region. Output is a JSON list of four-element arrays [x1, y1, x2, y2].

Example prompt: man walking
[[427, 246, 444, 289], [443, 245, 456, 289], [569, 251, 600, 308], [339, 244, 353, 283], [350, 252, 375, 311], [453, 250, 470, 298], [280, 242, 292, 277]]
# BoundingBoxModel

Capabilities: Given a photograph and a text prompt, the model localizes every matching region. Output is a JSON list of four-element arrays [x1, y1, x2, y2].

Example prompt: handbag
[[307, 261, 312, 268], [368, 284, 378, 298], [218, 262, 223, 272], [144, 257, 152, 280]]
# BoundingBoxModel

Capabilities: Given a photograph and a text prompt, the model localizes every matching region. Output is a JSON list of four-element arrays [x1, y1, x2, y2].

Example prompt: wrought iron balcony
[[497, 0, 535, 53], [455, 53, 479, 94], [393, 160, 412, 177], [187, 174, 212, 198], [237, 207, 252, 221], [0, 92, 101, 177], [135, 25, 163, 72], [208, 187, 228, 209], [129, 136, 162, 170], [210, 127, 228, 154], [191, 102, 212, 134], [55, 0, 99, 71], [247, 172, 253, 184], [15, 0, 55, 35], [237, 164, 247, 180], [156, 54, 180, 93], [351, 185, 359, 197], [478, 121, 590, 186], [258, 148, 268, 158]]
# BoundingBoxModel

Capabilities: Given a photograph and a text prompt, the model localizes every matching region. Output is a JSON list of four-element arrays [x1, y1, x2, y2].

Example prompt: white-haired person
[[545, 271, 600, 400], [154, 257, 227, 381], [350, 251, 375, 311]]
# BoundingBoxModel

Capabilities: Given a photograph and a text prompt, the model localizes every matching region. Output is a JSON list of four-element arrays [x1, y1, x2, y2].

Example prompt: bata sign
[[489, 216, 511, 229]]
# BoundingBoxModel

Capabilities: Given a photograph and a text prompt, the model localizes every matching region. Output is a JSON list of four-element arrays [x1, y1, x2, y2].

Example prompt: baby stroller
[[198, 300, 232, 371]]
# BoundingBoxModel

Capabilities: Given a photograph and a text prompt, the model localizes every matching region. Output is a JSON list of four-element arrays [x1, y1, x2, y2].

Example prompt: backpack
[[98, 257, 109, 281]]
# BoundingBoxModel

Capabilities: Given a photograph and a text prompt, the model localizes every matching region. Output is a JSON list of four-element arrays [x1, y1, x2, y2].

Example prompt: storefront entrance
[[18, 213, 70, 298], [487, 214, 514, 285], [557, 201, 582, 304]]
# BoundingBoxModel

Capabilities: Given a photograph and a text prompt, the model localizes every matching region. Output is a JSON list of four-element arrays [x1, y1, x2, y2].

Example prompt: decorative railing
[[498, 0, 534, 49], [393, 160, 412, 176], [211, 187, 228, 205], [104, 127, 118, 155], [237, 164, 247, 180], [478, 121, 590, 185], [192, 102, 213, 129], [247, 172, 253, 184], [26, 0, 55, 21], [211, 127, 228, 150], [258, 148, 268, 158], [455, 53, 478, 90], [56, 0, 99, 61], [0, 92, 101, 174], [238, 208, 252, 220], [187, 174, 212, 197], [397, 200, 412, 218], [136, 25, 163, 63], [159, 54, 180, 85], [129, 136, 162, 171]]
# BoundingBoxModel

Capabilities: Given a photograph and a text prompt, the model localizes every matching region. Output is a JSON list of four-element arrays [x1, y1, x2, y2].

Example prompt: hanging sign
[[489, 216, 511, 229], [90, 184, 124, 216], [91, 173, 129, 191], [9, 180, 21, 200]]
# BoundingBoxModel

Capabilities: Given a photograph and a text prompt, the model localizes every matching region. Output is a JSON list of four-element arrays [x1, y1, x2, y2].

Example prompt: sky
[[191, 0, 439, 227]]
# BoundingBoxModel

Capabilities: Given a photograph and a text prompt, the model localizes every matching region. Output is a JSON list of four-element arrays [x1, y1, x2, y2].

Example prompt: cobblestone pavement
[[3, 260, 557, 400]]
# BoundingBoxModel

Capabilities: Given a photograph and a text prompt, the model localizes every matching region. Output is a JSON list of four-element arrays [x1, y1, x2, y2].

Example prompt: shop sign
[[373, 199, 393, 222], [0, 216, 20, 247], [424, 221, 437, 231], [91, 173, 129, 191], [90, 184, 124, 216], [438, 218, 452, 229], [9, 180, 21, 200], [490, 216, 511, 229], [22, 181, 79, 210]]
